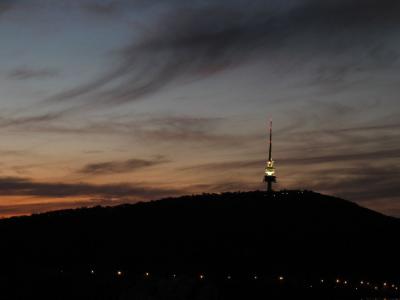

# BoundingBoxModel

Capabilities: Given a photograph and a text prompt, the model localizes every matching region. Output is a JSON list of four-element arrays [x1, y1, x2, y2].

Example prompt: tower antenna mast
[[268, 119, 272, 161]]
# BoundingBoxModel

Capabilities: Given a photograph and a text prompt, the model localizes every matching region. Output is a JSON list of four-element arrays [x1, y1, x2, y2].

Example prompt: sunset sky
[[0, 0, 399, 217]]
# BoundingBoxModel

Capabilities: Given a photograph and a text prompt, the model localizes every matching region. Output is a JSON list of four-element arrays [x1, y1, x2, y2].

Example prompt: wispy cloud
[[0, 113, 255, 146], [43, 0, 400, 107], [0, 112, 63, 128], [78, 156, 169, 175], [7, 67, 59, 80], [180, 160, 261, 172], [133, 116, 255, 146], [282, 149, 400, 166]]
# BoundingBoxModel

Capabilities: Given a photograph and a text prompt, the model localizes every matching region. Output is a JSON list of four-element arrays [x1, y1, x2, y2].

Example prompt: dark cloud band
[[78, 157, 169, 175], [0, 176, 180, 199]]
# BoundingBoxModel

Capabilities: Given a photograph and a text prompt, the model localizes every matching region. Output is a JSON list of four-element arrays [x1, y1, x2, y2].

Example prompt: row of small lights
[[270, 191, 305, 196], [108, 271, 285, 282], [86, 270, 400, 291], [307, 279, 400, 292]]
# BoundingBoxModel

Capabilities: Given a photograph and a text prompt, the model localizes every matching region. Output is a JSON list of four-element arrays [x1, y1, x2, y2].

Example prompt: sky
[[0, 0, 399, 217]]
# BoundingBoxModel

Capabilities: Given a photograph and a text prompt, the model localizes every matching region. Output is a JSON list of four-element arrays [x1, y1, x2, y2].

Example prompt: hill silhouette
[[1, 190, 399, 299]]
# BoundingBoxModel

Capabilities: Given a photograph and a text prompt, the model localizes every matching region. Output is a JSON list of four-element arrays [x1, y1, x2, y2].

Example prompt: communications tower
[[264, 120, 276, 192]]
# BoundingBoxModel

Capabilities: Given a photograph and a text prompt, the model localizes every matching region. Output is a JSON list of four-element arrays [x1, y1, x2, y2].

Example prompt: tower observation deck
[[264, 120, 276, 192]]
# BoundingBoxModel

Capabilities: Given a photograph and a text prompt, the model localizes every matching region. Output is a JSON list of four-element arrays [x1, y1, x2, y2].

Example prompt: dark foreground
[[1, 190, 400, 299], [2, 270, 400, 299]]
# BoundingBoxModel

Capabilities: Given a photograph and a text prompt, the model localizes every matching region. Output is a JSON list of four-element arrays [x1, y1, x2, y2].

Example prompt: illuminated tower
[[264, 120, 276, 192]]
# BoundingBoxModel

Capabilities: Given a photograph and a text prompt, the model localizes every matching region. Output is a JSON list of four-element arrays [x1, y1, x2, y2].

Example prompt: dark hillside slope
[[1, 190, 399, 279]]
